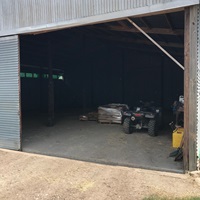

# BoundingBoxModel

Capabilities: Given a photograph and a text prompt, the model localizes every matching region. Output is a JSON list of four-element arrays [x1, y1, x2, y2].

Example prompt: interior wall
[[20, 32, 184, 114]]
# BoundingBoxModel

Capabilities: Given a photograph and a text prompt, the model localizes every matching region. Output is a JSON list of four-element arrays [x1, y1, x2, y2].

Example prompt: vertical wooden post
[[184, 6, 198, 171], [90, 62, 94, 108], [47, 37, 54, 126], [82, 35, 86, 113], [121, 49, 125, 104], [39, 65, 43, 112], [160, 55, 164, 127]]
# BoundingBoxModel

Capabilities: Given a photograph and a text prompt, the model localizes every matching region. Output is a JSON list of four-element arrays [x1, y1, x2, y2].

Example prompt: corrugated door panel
[[0, 35, 21, 150]]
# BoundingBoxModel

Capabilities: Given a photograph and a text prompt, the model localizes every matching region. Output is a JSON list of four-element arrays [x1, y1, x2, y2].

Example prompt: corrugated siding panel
[[0, 0, 171, 27], [0, 35, 21, 150], [0, 0, 198, 35]]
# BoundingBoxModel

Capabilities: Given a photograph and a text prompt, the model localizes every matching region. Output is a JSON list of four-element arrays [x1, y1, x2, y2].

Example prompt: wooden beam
[[140, 17, 151, 28], [127, 18, 184, 70], [86, 26, 116, 37], [80, 28, 183, 48], [184, 7, 189, 173], [164, 14, 174, 30], [116, 20, 146, 39], [164, 13, 184, 43], [117, 20, 130, 28], [118, 45, 183, 57], [184, 6, 198, 172], [102, 25, 184, 36]]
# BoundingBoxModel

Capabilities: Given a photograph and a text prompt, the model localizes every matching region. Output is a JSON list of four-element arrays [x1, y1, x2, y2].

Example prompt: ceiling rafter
[[77, 28, 183, 48], [164, 14, 174, 30], [94, 25, 184, 36], [116, 20, 146, 40], [140, 17, 152, 29], [164, 13, 183, 43], [117, 20, 130, 28]]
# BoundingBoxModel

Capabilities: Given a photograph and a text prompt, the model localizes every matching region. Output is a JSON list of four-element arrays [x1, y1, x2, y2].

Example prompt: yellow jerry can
[[172, 127, 184, 148]]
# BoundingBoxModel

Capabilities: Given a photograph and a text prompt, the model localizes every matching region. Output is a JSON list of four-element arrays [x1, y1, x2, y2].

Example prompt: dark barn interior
[[20, 11, 184, 172]]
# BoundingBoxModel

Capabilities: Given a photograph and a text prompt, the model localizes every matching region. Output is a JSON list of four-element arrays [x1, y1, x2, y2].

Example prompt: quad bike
[[122, 101, 162, 136]]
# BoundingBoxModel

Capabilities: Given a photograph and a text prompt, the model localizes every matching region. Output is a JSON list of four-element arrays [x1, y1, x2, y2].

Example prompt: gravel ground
[[0, 149, 200, 200]]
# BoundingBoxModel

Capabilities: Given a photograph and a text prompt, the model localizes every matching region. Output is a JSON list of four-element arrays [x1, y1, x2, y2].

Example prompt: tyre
[[123, 118, 133, 134], [148, 119, 158, 137]]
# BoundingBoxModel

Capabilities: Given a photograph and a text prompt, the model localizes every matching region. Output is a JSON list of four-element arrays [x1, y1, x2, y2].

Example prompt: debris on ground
[[79, 112, 98, 121]]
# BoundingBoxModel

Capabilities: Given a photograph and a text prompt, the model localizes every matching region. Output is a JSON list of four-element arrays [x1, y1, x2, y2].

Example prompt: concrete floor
[[22, 113, 183, 173]]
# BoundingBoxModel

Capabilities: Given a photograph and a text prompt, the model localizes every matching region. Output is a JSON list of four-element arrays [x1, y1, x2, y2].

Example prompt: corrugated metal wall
[[0, 35, 21, 150], [0, 0, 198, 36]]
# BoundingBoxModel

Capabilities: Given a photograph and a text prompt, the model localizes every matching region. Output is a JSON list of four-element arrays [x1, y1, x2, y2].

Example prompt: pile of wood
[[98, 104, 129, 124], [79, 111, 98, 121]]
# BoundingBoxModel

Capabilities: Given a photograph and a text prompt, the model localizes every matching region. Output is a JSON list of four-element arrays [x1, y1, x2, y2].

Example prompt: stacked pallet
[[98, 104, 129, 124], [79, 111, 98, 121]]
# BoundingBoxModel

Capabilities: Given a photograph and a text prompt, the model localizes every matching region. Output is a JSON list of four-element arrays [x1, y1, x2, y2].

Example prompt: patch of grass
[[143, 195, 200, 200]]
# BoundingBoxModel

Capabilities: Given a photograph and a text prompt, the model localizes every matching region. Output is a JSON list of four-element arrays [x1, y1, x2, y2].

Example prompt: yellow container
[[172, 128, 184, 148]]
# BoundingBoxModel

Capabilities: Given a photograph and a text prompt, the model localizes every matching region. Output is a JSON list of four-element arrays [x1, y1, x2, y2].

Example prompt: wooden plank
[[184, 6, 190, 173], [140, 17, 152, 28], [97, 25, 184, 36], [127, 18, 184, 70], [164, 14, 174, 30], [98, 120, 121, 124], [188, 6, 198, 171], [184, 6, 198, 172], [82, 29, 184, 48]]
